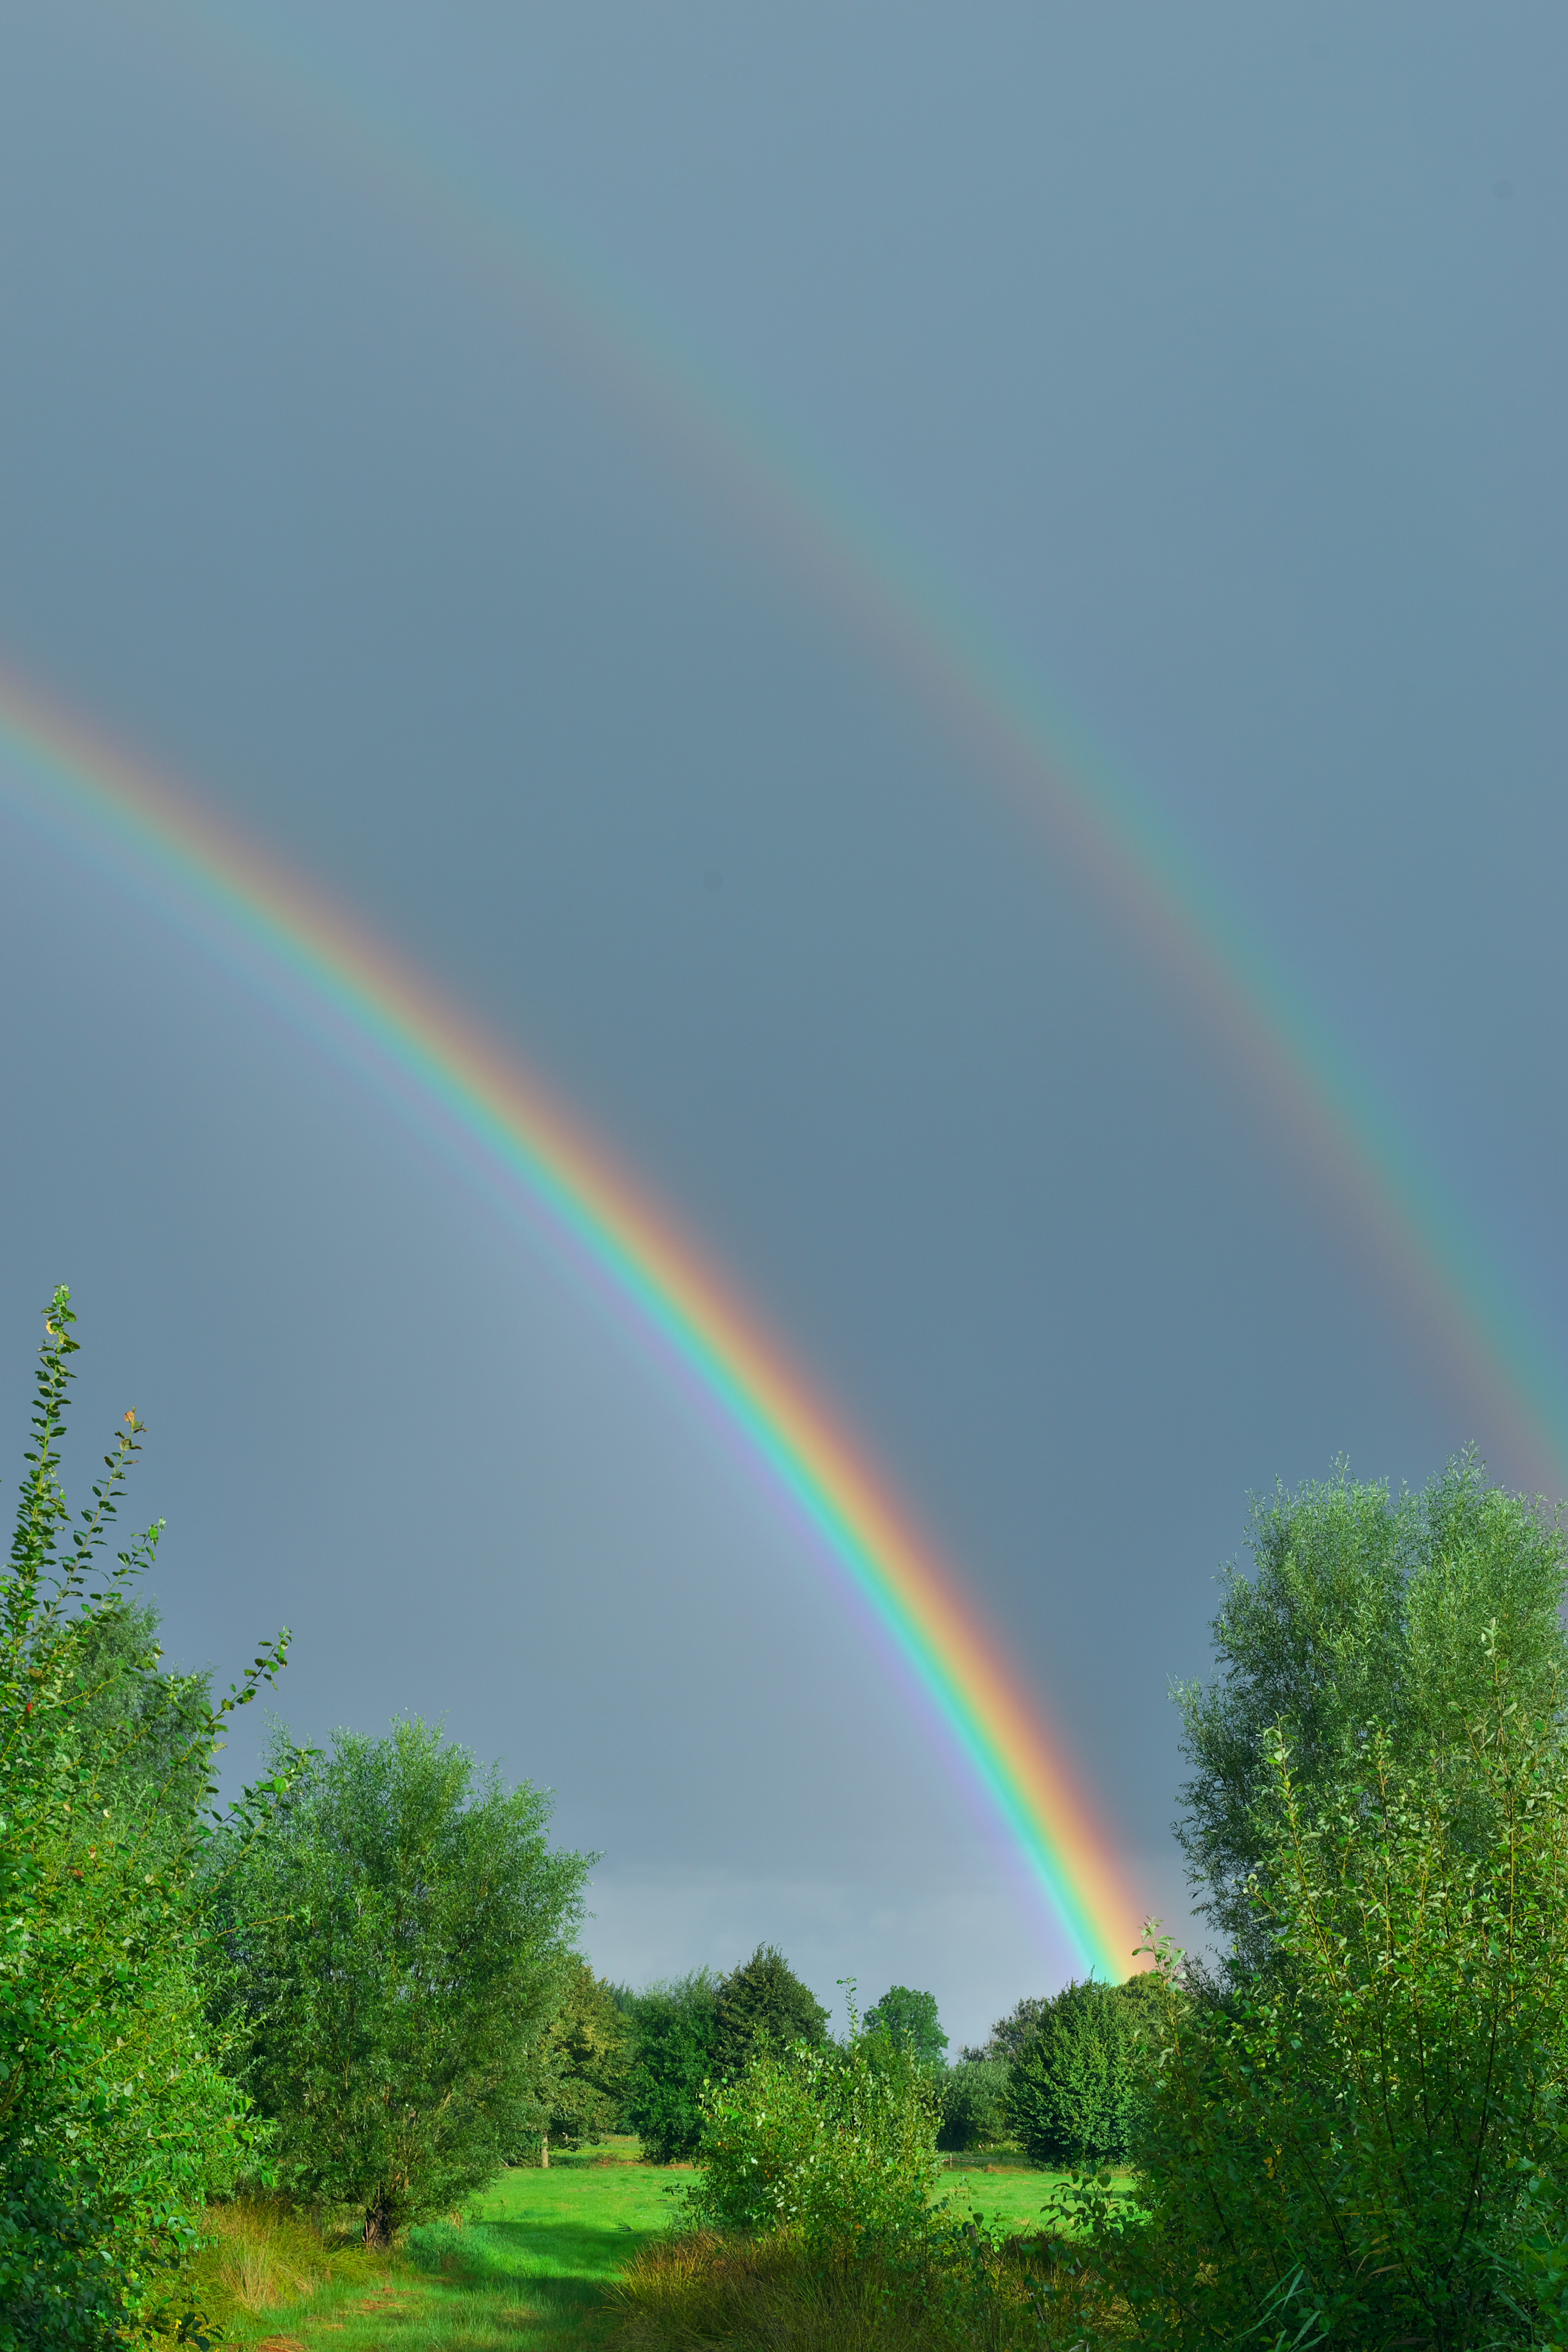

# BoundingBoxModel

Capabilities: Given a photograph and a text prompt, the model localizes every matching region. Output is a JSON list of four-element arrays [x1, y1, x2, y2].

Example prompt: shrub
[[622, 1973, 719, 2163], [695, 2021, 940, 2256], [1005, 1978, 1154, 2166], [0, 1290, 291, 2348]]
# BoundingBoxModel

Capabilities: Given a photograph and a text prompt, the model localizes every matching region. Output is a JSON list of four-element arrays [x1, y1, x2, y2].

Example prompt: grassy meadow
[[194, 2139, 1098, 2352]]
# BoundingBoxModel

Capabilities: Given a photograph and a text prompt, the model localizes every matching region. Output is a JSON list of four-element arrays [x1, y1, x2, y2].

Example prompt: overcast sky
[[0, 3, 1563, 2046]]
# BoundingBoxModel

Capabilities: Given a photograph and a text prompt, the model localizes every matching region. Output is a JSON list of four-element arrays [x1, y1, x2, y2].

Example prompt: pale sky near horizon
[[0, 3, 1563, 2045]]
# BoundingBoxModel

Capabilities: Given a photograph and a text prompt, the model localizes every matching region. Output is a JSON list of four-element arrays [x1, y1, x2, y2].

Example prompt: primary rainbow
[[0, 668, 1143, 1982]]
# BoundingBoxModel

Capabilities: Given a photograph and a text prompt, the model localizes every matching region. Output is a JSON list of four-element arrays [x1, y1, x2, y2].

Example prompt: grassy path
[[203, 2145, 1091, 2352], [204, 2147, 684, 2352]]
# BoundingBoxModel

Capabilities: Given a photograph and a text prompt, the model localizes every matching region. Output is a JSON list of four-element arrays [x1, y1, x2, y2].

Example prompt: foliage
[[713, 1945, 829, 2079], [958, 1994, 1052, 2065], [936, 2060, 1010, 2154], [694, 2015, 940, 2255], [621, 1973, 718, 2164], [539, 1956, 630, 2151], [0, 1290, 292, 2349], [211, 1716, 591, 2243], [1101, 1650, 1568, 2347], [1005, 1978, 1156, 2167], [1174, 1452, 1568, 1969], [865, 1985, 948, 2071]]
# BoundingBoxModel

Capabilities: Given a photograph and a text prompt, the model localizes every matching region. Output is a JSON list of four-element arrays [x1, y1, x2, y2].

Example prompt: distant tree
[[936, 2059, 1010, 2152], [1006, 1978, 1157, 2166], [960, 1993, 1052, 2065], [213, 1717, 591, 2243], [539, 1956, 630, 2154], [713, 1945, 829, 2077], [623, 1973, 719, 2163], [1175, 1454, 1568, 1969], [865, 1985, 948, 2070]]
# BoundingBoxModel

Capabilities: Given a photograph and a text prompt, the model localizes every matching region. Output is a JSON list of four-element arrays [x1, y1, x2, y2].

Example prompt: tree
[[0, 1290, 292, 2347], [214, 1717, 591, 2243], [622, 1973, 719, 2163], [959, 1993, 1052, 2064], [1127, 1647, 1568, 2350], [1174, 1453, 1568, 1967], [1005, 1978, 1155, 2166], [865, 1985, 947, 2069], [539, 1956, 630, 2154], [936, 2060, 1009, 2152], [713, 1945, 829, 2078]]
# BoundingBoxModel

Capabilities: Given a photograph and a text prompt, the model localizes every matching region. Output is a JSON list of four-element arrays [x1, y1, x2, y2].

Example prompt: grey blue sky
[[0, 3, 1563, 2044]]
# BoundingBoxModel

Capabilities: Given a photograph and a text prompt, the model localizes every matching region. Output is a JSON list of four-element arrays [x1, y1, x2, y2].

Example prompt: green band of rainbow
[[0, 670, 1142, 1981]]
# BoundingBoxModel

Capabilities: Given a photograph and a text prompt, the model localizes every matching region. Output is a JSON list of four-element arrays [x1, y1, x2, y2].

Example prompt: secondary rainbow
[[0, 669, 1142, 1982], [162, 0, 1568, 1494]]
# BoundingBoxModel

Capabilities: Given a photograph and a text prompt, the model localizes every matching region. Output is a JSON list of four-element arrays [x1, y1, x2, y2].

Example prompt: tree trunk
[[364, 2193, 394, 2249], [541, 2132, 549, 2169]]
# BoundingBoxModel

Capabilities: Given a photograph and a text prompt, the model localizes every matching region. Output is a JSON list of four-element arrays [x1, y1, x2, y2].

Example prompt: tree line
[[10, 1291, 1568, 2348]]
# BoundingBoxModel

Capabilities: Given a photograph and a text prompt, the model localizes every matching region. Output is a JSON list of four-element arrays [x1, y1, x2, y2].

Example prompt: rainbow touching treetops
[[0, 671, 1144, 1983]]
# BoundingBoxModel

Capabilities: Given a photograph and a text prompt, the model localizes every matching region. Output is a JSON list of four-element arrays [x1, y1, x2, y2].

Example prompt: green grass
[[196, 2143, 681, 2352], [935, 2154, 1139, 2236], [195, 2141, 1118, 2352]]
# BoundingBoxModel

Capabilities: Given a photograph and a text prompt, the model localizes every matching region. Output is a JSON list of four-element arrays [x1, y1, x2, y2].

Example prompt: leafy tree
[[538, 1956, 630, 2154], [1005, 1978, 1155, 2166], [213, 1717, 591, 2242], [936, 2059, 1009, 2153], [1175, 1453, 1568, 1967], [622, 1973, 718, 2163], [865, 1985, 948, 2070], [0, 1290, 292, 2348], [712, 1945, 828, 2078], [1120, 1643, 1568, 2350]]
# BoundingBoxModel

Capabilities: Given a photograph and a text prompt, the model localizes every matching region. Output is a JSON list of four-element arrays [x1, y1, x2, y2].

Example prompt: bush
[[936, 2060, 1009, 2153], [695, 2022, 940, 2255], [622, 1973, 719, 2163], [1005, 1978, 1154, 2166], [0, 1291, 292, 2348]]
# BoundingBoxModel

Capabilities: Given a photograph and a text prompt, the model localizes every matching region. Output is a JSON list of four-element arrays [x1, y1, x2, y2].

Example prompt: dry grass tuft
[[195, 2198, 392, 2323], [607, 2228, 1128, 2352]]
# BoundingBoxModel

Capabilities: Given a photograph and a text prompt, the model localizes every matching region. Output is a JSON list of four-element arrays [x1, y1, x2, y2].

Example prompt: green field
[[201, 2143, 1103, 2352]]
